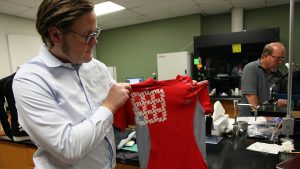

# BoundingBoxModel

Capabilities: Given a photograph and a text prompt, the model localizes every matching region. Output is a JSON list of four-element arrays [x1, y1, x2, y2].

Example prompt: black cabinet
[[193, 28, 280, 97]]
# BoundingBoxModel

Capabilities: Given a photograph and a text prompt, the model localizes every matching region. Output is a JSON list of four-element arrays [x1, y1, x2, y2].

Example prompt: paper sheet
[[121, 144, 138, 152], [247, 142, 282, 154]]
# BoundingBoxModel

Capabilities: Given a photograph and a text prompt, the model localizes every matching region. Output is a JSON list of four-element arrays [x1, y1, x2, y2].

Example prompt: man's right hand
[[102, 83, 132, 113]]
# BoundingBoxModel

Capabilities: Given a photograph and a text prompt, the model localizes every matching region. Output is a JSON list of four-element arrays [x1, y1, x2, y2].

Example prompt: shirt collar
[[256, 59, 262, 68], [257, 58, 281, 77], [39, 45, 73, 68]]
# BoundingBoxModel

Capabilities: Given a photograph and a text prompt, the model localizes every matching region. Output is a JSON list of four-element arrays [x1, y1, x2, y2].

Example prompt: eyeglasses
[[65, 27, 101, 44], [271, 55, 285, 61]]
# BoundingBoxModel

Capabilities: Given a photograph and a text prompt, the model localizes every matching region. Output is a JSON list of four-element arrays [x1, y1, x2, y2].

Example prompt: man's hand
[[102, 83, 132, 113], [277, 99, 287, 107], [192, 80, 208, 85]]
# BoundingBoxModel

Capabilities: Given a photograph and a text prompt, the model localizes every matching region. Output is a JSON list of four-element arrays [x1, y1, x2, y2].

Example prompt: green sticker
[[194, 58, 199, 65]]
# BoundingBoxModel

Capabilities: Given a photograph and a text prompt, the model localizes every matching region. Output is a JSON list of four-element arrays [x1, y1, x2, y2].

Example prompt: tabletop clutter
[[210, 101, 296, 155]]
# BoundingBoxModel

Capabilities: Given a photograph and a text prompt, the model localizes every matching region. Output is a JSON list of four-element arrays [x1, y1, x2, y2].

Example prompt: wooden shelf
[[211, 99, 236, 118]]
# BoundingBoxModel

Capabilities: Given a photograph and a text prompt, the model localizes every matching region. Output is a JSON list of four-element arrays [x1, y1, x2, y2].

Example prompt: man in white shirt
[[12, 0, 131, 168]]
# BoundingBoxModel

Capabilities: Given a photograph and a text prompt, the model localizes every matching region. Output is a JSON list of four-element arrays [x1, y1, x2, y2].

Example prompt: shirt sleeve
[[241, 64, 258, 95], [13, 77, 113, 164], [196, 84, 213, 115]]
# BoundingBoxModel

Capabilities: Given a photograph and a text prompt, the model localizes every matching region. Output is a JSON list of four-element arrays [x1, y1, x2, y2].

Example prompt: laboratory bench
[[114, 134, 300, 169], [1, 133, 299, 169], [206, 134, 300, 169]]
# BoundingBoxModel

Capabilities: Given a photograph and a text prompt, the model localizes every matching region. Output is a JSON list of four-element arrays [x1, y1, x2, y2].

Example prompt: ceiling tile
[[16, 8, 36, 20], [99, 15, 151, 29], [97, 8, 148, 29], [131, 0, 197, 16], [0, 0, 296, 30], [231, 0, 266, 9], [0, 1, 31, 15], [199, 1, 232, 15], [112, 0, 161, 9], [5, 0, 42, 7], [193, 0, 229, 5], [98, 9, 141, 23]]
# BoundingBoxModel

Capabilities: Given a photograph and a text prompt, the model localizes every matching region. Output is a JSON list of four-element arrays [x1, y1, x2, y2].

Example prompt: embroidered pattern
[[131, 89, 167, 125]]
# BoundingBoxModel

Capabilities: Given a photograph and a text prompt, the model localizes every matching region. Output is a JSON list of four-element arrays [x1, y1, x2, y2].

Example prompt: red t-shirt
[[114, 75, 212, 169]]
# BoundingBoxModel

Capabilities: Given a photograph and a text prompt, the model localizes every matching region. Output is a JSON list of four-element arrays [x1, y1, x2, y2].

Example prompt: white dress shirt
[[13, 45, 116, 169]]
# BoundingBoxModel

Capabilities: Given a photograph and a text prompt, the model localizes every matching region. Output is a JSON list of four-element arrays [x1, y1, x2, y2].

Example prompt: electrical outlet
[[282, 117, 294, 136]]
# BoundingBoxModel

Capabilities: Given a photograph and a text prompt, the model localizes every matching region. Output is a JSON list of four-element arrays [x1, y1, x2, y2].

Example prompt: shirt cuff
[[91, 106, 113, 125]]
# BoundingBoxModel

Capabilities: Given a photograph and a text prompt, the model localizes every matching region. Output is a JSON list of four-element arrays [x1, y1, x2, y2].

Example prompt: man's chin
[[271, 68, 279, 72], [84, 55, 93, 63]]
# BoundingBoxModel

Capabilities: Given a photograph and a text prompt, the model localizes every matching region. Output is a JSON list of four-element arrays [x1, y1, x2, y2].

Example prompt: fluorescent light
[[94, 1, 125, 16]]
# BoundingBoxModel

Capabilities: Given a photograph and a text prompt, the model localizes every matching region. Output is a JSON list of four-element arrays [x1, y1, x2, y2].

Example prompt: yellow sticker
[[232, 44, 241, 53]]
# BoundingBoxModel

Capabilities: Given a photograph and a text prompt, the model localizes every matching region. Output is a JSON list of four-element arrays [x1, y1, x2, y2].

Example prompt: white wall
[[0, 13, 38, 78]]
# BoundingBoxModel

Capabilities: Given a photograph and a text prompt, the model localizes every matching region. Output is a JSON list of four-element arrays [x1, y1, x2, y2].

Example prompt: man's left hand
[[192, 80, 208, 85], [277, 99, 287, 107]]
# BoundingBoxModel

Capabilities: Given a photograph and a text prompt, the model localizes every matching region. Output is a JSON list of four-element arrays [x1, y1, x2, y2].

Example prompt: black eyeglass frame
[[65, 27, 101, 44]]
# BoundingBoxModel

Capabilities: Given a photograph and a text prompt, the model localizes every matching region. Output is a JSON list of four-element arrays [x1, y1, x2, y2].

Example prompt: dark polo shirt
[[239, 59, 284, 116]]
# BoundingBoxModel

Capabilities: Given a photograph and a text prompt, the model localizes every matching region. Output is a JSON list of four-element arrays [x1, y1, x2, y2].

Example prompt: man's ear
[[48, 27, 62, 45]]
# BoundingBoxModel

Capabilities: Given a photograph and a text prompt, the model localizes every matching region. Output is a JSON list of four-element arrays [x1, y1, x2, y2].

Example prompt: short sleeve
[[196, 84, 213, 115], [241, 64, 258, 95]]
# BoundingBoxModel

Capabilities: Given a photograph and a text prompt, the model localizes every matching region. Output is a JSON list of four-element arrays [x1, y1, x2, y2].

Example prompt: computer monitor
[[126, 77, 144, 84]]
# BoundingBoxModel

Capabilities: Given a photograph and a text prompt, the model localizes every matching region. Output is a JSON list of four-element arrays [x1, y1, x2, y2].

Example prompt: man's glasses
[[271, 55, 285, 61], [66, 28, 101, 44]]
